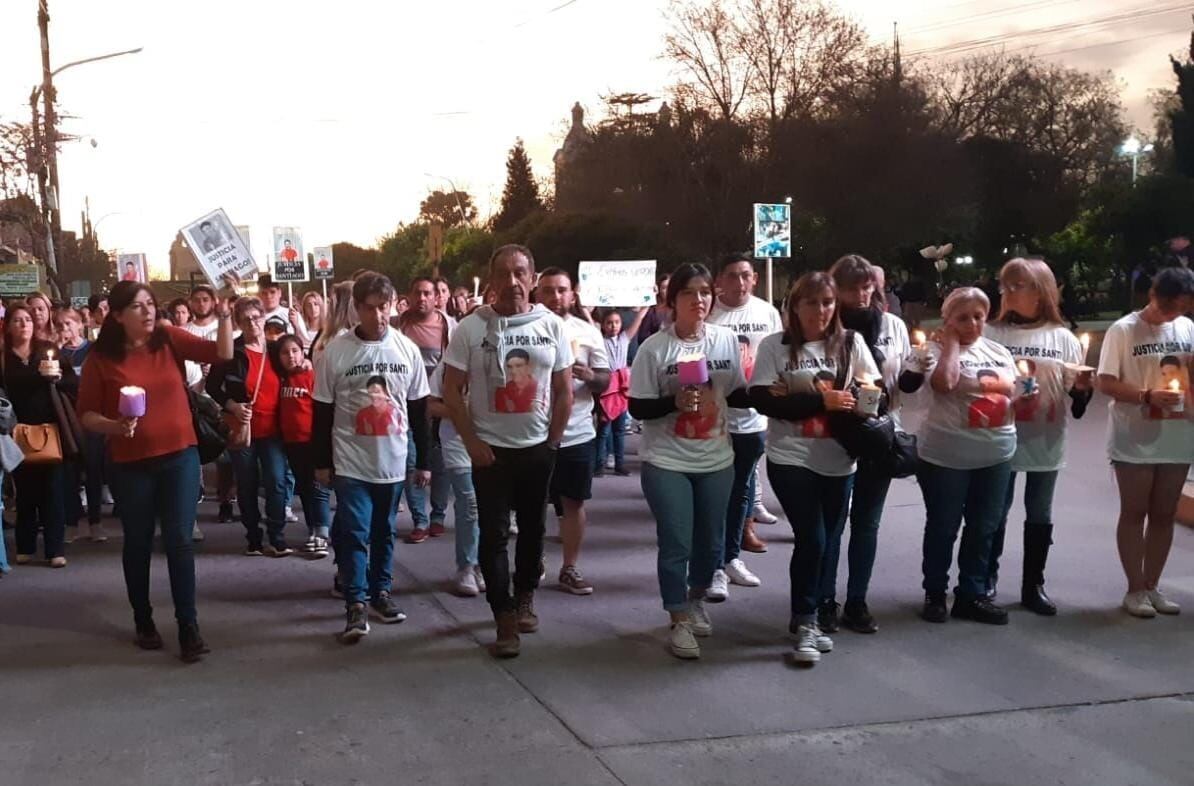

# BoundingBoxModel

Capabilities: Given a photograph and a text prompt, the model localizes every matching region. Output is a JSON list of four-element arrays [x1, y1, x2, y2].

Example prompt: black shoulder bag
[[166, 336, 229, 465]]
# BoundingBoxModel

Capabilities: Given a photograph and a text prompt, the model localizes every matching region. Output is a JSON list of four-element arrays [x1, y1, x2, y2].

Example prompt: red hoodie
[[279, 367, 315, 444]]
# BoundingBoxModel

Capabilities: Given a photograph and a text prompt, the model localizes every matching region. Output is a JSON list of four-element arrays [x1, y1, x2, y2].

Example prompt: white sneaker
[[688, 599, 713, 637], [454, 566, 480, 597], [1122, 590, 1156, 618], [791, 625, 821, 664], [605, 454, 615, 470], [752, 503, 779, 524], [473, 565, 487, 593], [1147, 589, 1181, 615], [90, 523, 109, 543], [668, 621, 700, 659], [192, 523, 205, 542], [725, 558, 761, 587], [78, 489, 87, 509], [102, 486, 114, 505], [814, 625, 833, 653], [706, 569, 729, 602], [285, 506, 299, 524]]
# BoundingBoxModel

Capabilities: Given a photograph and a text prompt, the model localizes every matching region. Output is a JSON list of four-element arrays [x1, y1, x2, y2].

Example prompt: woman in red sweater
[[78, 281, 233, 663]]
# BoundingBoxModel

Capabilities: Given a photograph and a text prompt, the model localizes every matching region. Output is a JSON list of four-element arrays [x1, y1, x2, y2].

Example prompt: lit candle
[[911, 330, 926, 348], [677, 354, 709, 387], [118, 385, 147, 418], [1016, 360, 1030, 376], [38, 350, 60, 378], [1168, 378, 1184, 414], [473, 276, 480, 299], [1079, 332, 1091, 362]]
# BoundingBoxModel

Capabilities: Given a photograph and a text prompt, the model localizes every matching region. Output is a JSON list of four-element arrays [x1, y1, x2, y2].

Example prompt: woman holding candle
[[819, 255, 910, 634], [1096, 266, 1194, 618], [984, 258, 1091, 615], [747, 272, 880, 664], [77, 281, 234, 661], [629, 263, 749, 660], [207, 297, 292, 557], [912, 287, 1018, 624], [3, 303, 78, 567]]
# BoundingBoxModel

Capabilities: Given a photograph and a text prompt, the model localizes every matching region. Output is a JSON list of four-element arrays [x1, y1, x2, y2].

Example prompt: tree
[[1169, 31, 1194, 178], [418, 189, 477, 228], [664, 0, 750, 121], [330, 242, 381, 281], [491, 139, 544, 233]]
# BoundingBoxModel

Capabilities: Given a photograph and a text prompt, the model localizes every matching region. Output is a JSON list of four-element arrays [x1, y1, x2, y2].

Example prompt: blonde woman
[[26, 292, 56, 342], [984, 259, 1091, 615], [311, 281, 358, 368], [292, 291, 324, 346]]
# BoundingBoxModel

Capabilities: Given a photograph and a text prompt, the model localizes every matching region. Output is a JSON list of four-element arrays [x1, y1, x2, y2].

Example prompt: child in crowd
[[595, 307, 647, 476], [277, 335, 331, 558]]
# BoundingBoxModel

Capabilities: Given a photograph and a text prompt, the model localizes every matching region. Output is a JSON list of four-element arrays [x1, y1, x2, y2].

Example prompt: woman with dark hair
[[819, 254, 910, 634], [207, 296, 292, 557], [748, 272, 879, 664], [4, 303, 78, 567], [629, 263, 748, 660], [77, 281, 233, 661], [984, 258, 1091, 615], [1096, 266, 1194, 617], [910, 287, 1017, 626]]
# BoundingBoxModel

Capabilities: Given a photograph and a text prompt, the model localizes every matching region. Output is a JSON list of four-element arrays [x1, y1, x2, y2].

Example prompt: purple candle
[[119, 386, 146, 418], [677, 354, 709, 387]]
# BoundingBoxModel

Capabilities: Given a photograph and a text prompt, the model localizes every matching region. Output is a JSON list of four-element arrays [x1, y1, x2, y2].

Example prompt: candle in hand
[[1168, 378, 1185, 413], [911, 330, 926, 347], [118, 385, 147, 418], [1016, 360, 1037, 396], [677, 354, 709, 387], [1079, 332, 1091, 362], [473, 276, 480, 298], [38, 350, 60, 378]]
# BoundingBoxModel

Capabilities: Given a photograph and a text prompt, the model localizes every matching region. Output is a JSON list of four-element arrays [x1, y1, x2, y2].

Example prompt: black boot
[[179, 622, 211, 663], [1021, 523, 1057, 616]]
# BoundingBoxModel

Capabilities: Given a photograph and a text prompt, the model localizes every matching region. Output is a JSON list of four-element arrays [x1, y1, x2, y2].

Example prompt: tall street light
[[1120, 136, 1154, 186]]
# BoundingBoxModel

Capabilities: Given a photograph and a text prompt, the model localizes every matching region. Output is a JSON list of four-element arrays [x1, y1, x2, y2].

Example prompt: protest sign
[[181, 208, 258, 287], [577, 260, 656, 308], [0, 264, 42, 297], [753, 203, 791, 258], [117, 253, 148, 283], [235, 225, 252, 255], [272, 227, 307, 282], [312, 246, 334, 280]]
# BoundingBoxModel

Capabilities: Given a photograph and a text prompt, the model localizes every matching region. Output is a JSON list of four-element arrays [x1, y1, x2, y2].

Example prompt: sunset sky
[[0, 0, 1187, 278]]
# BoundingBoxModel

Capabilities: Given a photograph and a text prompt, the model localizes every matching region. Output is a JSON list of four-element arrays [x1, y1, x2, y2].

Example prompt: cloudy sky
[[0, 0, 1187, 277]]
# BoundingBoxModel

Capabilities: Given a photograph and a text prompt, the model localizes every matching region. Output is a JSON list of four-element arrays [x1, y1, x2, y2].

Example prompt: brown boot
[[516, 591, 539, 633], [494, 610, 520, 658], [741, 519, 768, 553]]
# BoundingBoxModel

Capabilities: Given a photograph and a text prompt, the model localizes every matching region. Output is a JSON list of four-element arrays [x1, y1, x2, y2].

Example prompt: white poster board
[[181, 208, 258, 287], [312, 246, 334, 280], [116, 253, 148, 283], [272, 226, 308, 282], [753, 203, 791, 258], [577, 260, 656, 308]]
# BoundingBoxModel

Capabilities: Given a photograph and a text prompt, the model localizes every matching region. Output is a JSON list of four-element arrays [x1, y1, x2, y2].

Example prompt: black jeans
[[472, 442, 556, 613], [14, 462, 66, 559]]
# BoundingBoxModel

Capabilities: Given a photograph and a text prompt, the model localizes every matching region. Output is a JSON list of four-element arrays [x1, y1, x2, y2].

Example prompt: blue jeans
[[111, 448, 201, 625], [333, 476, 404, 607], [641, 462, 734, 612], [768, 462, 854, 623], [0, 471, 8, 573], [721, 431, 766, 567], [403, 430, 447, 528], [988, 470, 1059, 589], [231, 436, 288, 547], [429, 441, 450, 525], [595, 411, 628, 471], [443, 466, 479, 569], [918, 460, 1012, 599], [284, 442, 331, 539], [823, 461, 893, 603]]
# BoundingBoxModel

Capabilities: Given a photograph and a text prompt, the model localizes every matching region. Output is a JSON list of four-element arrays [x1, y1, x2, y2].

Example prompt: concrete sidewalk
[[1, 396, 1192, 786]]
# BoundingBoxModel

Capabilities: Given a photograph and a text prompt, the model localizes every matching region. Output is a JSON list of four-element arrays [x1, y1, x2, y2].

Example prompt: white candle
[[473, 276, 480, 298], [1079, 332, 1091, 362]]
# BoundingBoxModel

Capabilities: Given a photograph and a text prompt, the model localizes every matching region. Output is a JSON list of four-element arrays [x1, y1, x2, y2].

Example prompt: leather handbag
[[165, 336, 230, 464], [13, 422, 63, 464], [223, 348, 266, 451]]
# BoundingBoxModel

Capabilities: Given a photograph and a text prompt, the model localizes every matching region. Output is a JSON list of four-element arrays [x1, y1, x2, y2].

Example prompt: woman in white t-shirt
[[629, 263, 748, 660], [913, 287, 1017, 626], [1096, 266, 1194, 618], [821, 254, 910, 635], [984, 258, 1092, 616], [748, 272, 879, 665]]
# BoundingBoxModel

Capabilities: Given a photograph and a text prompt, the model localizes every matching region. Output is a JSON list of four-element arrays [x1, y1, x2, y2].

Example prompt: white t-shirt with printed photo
[[985, 322, 1083, 472], [442, 306, 573, 450], [629, 324, 746, 473], [313, 328, 430, 483], [1097, 311, 1194, 464], [560, 315, 610, 448], [708, 295, 784, 434], [917, 337, 1018, 470], [427, 363, 472, 471], [752, 331, 881, 477]]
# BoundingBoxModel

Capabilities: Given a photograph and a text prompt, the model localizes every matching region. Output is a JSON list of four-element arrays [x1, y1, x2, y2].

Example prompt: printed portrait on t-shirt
[[674, 381, 722, 439], [800, 369, 836, 438], [737, 335, 755, 381], [494, 348, 540, 414], [354, 375, 402, 436], [968, 369, 1010, 429], [1014, 358, 1040, 422], [1148, 355, 1189, 420]]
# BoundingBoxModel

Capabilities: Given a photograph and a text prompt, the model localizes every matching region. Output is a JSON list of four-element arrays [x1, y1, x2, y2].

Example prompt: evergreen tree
[[1170, 32, 1194, 178], [492, 138, 544, 232]]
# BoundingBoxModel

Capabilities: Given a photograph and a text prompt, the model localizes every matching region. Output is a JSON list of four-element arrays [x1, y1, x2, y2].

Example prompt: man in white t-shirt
[[537, 268, 610, 596], [442, 245, 573, 658], [313, 273, 431, 644], [706, 255, 783, 598]]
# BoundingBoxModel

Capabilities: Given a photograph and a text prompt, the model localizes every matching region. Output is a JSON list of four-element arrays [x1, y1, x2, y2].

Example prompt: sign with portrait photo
[[312, 246, 334, 280], [116, 253, 148, 283], [272, 226, 307, 282], [181, 208, 258, 287], [753, 203, 792, 258]]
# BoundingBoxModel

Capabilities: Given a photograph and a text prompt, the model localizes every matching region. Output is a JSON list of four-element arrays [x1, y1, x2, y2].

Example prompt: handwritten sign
[[577, 260, 656, 308], [181, 208, 258, 287]]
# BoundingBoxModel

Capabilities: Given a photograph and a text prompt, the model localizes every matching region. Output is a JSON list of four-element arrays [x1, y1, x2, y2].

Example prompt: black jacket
[[206, 337, 284, 408]]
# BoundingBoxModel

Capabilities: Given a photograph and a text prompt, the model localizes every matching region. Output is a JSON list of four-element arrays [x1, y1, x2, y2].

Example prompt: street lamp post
[[1120, 136, 1154, 186]]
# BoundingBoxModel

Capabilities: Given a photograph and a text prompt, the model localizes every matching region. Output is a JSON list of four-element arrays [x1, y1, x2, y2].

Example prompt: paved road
[[2, 394, 1192, 785]]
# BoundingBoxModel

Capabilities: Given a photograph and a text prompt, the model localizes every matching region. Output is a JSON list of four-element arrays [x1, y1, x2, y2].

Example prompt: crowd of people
[[0, 246, 1191, 665]]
